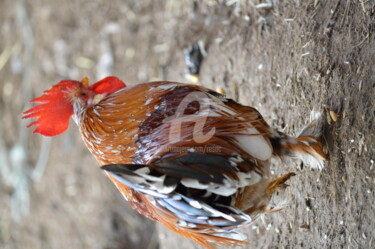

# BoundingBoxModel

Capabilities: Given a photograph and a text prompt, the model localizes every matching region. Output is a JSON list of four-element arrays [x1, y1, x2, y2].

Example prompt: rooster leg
[[266, 172, 296, 195]]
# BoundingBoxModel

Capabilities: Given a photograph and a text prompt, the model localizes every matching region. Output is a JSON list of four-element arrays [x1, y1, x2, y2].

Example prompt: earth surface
[[0, 1, 374, 249]]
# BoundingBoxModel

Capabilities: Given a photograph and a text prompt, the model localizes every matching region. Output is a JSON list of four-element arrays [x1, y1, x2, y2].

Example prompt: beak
[[81, 77, 89, 87]]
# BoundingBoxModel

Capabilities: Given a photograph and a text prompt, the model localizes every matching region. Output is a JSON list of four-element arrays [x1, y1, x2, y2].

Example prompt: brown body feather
[[70, 81, 325, 248], [75, 82, 274, 246]]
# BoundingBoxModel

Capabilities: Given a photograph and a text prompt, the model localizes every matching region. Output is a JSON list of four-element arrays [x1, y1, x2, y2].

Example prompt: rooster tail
[[269, 112, 327, 170]]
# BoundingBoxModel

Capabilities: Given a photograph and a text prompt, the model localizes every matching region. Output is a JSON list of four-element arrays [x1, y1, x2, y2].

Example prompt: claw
[[267, 172, 296, 195]]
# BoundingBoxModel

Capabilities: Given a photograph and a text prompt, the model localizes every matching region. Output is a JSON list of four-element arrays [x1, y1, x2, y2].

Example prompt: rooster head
[[22, 76, 126, 136]]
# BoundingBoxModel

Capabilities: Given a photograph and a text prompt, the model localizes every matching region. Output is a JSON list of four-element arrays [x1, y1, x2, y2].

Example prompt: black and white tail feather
[[101, 156, 256, 242], [269, 110, 326, 170]]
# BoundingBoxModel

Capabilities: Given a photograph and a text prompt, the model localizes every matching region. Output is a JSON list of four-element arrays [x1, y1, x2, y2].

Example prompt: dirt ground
[[0, 1, 374, 249]]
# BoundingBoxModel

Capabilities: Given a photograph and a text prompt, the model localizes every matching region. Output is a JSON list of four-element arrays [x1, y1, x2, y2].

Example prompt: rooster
[[23, 76, 326, 248]]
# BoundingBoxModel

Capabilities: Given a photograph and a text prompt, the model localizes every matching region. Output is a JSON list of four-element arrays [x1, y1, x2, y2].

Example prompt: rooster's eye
[[80, 92, 87, 97]]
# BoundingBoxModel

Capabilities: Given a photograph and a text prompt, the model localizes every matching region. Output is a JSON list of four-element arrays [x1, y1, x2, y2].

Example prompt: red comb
[[22, 80, 80, 136], [89, 76, 126, 94]]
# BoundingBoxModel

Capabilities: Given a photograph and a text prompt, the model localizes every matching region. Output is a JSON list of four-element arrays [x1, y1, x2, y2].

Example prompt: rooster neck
[[72, 98, 87, 125], [75, 96, 139, 166]]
